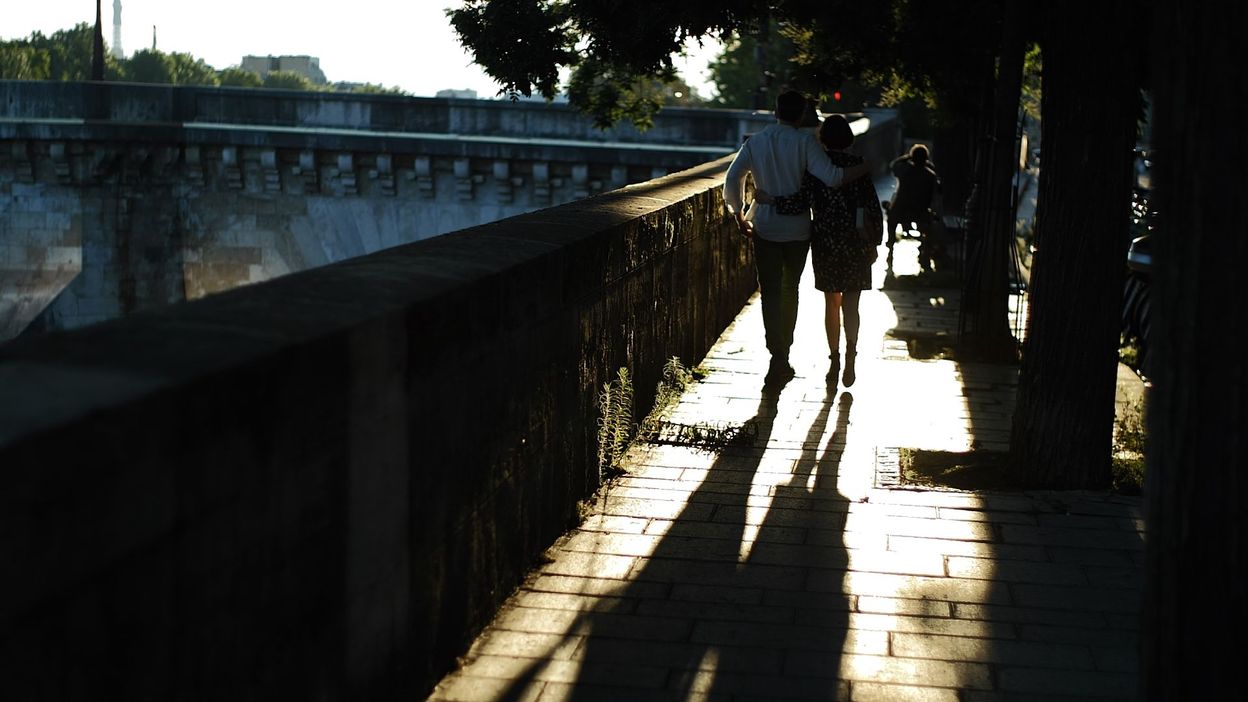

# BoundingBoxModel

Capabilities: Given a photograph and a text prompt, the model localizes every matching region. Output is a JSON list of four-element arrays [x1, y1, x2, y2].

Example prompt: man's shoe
[[766, 357, 795, 383]]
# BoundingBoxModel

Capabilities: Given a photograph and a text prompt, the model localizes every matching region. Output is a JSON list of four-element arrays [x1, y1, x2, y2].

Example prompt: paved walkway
[[429, 240, 1145, 702]]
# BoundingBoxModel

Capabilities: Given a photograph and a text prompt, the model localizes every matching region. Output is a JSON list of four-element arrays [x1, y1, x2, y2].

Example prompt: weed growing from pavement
[[636, 357, 694, 442], [596, 367, 635, 482], [596, 357, 757, 482]]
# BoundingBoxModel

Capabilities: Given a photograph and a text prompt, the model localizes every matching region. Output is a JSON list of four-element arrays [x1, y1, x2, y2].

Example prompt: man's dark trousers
[[753, 237, 810, 361]]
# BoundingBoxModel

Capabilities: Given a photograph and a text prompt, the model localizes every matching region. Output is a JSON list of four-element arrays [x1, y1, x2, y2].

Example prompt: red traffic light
[[833, 91, 842, 101]]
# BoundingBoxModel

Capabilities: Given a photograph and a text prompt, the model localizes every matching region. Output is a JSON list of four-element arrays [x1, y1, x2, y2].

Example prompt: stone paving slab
[[429, 251, 1144, 701]]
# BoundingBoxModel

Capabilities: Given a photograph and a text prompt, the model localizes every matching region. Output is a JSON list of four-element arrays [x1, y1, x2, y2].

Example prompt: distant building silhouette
[[240, 55, 328, 85], [435, 88, 478, 99]]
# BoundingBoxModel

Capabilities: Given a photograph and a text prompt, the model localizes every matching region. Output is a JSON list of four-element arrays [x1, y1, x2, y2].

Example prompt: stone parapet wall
[[0, 81, 774, 147], [0, 80, 767, 341], [0, 155, 756, 700], [0, 132, 720, 339]]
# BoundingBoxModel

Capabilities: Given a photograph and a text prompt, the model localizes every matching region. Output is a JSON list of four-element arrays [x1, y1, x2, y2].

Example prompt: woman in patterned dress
[[756, 115, 883, 386]]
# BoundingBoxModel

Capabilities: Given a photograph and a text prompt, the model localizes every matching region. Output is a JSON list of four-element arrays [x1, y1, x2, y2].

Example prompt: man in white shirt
[[723, 91, 872, 382]]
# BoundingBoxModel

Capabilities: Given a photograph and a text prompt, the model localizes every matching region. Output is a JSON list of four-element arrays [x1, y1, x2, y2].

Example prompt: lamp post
[[91, 0, 106, 81]]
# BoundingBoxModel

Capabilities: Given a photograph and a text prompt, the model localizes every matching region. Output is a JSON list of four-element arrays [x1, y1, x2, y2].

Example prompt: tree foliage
[[449, 0, 771, 125], [0, 23, 402, 94], [36, 24, 98, 80], [0, 43, 50, 80], [706, 21, 799, 109], [346, 82, 407, 95], [218, 67, 264, 88], [262, 70, 315, 91], [115, 49, 220, 85], [566, 59, 701, 129], [124, 49, 175, 84], [0, 23, 123, 80]]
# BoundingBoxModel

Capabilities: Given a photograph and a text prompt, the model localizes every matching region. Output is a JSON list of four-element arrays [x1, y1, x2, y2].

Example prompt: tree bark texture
[[960, 0, 1026, 359], [1007, 1, 1139, 488], [1144, 2, 1248, 697]]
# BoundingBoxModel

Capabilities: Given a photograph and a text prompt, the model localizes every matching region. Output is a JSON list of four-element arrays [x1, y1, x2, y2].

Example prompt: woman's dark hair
[[819, 115, 854, 150], [909, 143, 929, 164]]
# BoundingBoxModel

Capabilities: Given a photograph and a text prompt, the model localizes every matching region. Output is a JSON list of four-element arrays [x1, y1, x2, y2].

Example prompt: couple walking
[[723, 90, 883, 387]]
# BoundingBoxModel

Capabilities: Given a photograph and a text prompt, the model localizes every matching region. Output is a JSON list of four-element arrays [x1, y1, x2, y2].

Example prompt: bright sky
[[2, 1, 722, 99]]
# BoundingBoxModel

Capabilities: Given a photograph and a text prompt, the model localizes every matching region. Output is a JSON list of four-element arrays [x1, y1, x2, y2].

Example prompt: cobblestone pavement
[[429, 240, 1145, 702]]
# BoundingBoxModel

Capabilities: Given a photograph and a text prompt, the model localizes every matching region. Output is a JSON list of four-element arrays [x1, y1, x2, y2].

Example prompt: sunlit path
[[429, 245, 1144, 702]]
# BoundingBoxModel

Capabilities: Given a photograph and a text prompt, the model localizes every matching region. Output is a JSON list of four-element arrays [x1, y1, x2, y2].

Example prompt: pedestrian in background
[[886, 144, 941, 273]]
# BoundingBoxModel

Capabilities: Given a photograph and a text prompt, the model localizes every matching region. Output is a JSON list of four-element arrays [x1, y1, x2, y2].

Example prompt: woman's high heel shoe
[[843, 350, 857, 387], [826, 352, 841, 385]]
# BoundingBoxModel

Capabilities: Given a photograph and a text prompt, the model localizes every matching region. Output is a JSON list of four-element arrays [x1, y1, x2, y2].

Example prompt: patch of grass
[[1111, 397, 1147, 495], [899, 448, 1017, 491], [1119, 337, 1141, 371], [898, 419, 1147, 495], [906, 336, 957, 360]]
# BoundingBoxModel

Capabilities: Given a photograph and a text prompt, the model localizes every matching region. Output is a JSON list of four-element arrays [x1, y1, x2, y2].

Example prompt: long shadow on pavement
[[494, 384, 854, 701]]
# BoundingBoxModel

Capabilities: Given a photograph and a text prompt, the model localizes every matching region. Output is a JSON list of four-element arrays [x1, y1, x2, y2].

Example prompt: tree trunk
[[959, 0, 1026, 360], [1144, 2, 1248, 697], [932, 122, 974, 218], [1006, 1, 1138, 487]]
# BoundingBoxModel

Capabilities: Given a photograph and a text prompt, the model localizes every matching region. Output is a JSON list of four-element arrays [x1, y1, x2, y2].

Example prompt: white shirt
[[723, 123, 846, 242]]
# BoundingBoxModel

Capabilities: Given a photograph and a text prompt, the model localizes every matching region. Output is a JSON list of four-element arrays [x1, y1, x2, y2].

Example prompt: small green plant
[[1111, 396, 1147, 494], [638, 357, 693, 441], [596, 367, 635, 481], [639, 357, 757, 452], [596, 357, 757, 484]]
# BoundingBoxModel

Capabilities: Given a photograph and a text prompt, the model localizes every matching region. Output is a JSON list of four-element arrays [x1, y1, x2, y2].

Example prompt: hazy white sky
[[2, 1, 722, 99]]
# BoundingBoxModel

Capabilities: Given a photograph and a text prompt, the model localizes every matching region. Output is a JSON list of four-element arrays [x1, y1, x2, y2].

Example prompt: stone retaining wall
[[0, 155, 755, 700]]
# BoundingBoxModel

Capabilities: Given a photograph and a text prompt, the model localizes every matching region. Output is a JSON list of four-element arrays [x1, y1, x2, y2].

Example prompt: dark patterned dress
[[774, 151, 884, 292]]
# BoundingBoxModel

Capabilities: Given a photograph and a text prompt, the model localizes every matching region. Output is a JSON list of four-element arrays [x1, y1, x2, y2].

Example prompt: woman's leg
[[842, 289, 862, 386], [824, 291, 843, 381]]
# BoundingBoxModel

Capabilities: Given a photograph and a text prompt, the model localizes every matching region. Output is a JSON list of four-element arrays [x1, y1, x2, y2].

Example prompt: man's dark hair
[[819, 115, 854, 150], [909, 144, 929, 164], [775, 90, 807, 123]]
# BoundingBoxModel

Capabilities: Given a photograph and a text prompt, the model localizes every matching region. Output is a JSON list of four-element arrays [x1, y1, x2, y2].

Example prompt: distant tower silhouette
[[152, 25, 157, 51], [111, 0, 123, 58]]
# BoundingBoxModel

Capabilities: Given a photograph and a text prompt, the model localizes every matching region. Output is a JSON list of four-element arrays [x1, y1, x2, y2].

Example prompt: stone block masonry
[[1, 81, 796, 341], [0, 155, 758, 700], [0, 133, 727, 340]]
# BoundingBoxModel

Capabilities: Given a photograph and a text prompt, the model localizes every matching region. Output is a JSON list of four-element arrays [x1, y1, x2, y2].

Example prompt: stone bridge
[[1, 81, 846, 340]]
